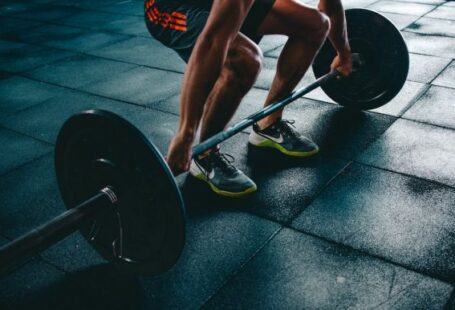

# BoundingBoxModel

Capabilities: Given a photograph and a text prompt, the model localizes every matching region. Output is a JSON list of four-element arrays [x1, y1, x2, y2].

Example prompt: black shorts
[[144, 0, 276, 62]]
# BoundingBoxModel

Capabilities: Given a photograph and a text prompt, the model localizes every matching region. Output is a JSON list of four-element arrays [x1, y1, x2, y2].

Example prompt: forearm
[[319, 0, 350, 55]]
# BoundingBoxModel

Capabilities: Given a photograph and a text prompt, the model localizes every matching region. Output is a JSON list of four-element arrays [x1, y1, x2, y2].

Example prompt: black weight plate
[[312, 9, 409, 110], [55, 110, 185, 276]]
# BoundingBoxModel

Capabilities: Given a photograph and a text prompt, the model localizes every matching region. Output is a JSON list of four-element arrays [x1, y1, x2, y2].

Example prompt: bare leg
[[256, 0, 330, 128], [198, 34, 262, 151]]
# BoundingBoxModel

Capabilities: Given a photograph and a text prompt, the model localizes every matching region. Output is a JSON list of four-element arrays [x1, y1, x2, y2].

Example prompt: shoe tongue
[[212, 152, 237, 174]]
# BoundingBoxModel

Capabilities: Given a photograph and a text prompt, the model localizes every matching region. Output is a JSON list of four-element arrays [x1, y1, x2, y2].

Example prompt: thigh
[[256, 0, 324, 36]]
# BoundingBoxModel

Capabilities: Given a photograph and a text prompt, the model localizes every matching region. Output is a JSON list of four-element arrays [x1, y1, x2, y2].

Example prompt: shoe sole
[[193, 173, 257, 198], [249, 135, 320, 157]]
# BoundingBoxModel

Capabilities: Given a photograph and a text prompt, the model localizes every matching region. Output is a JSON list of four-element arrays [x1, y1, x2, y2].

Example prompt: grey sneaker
[[189, 152, 257, 197], [249, 119, 319, 157]]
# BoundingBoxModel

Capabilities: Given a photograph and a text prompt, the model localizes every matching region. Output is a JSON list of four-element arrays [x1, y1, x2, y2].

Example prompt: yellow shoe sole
[[193, 173, 257, 198], [253, 140, 320, 157]]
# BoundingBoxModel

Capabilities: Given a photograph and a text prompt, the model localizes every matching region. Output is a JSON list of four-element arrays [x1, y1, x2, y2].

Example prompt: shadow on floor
[[5, 264, 142, 310]]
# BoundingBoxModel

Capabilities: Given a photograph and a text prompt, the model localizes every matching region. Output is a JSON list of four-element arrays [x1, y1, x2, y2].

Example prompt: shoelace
[[197, 152, 237, 179], [276, 119, 301, 139], [211, 152, 237, 175]]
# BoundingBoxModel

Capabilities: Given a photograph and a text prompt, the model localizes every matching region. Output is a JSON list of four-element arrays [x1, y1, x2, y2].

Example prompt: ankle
[[198, 146, 220, 159], [257, 117, 280, 130]]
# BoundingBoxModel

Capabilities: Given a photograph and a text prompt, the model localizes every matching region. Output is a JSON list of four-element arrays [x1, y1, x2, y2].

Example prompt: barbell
[[0, 9, 409, 277]]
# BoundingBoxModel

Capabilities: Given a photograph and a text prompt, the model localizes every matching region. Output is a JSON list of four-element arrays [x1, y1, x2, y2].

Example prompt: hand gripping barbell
[[0, 9, 408, 277]]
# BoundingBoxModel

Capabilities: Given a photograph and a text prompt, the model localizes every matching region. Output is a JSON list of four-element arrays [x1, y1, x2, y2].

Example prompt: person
[[145, 0, 352, 197]]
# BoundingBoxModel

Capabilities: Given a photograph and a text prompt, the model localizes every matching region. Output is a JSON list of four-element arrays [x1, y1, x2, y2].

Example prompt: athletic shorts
[[144, 0, 276, 62]]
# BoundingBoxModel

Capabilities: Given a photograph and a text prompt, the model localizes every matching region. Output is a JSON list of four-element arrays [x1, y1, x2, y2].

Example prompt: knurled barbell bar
[[0, 9, 408, 277]]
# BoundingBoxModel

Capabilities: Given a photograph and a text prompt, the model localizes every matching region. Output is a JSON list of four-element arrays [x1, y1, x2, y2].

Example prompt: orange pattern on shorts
[[145, 0, 187, 32]]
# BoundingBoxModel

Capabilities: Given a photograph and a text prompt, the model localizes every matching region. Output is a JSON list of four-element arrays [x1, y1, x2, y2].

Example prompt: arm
[[318, 0, 350, 56], [167, 0, 254, 174], [318, 0, 352, 75]]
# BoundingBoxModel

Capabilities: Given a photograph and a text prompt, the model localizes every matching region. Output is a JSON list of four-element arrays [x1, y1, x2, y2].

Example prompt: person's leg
[[198, 33, 262, 145], [255, 0, 330, 128], [188, 34, 261, 197]]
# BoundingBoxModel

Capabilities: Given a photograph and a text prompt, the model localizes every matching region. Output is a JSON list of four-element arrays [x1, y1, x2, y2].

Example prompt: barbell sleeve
[[0, 187, 117, 277], [192, 70, 340, 157]]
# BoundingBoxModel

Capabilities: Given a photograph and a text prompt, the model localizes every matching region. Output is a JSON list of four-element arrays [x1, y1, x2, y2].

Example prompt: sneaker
[[248, 119, 319, 157], [189, 151, 257, 197]]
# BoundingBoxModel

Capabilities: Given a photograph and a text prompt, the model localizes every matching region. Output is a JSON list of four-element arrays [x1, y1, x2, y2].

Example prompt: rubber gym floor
[[0, 0, 454, 309]]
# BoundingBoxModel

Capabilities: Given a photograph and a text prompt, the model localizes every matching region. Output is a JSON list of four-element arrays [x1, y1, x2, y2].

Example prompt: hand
[[330, 52, 353, 77], [166, 133, 193, 176]]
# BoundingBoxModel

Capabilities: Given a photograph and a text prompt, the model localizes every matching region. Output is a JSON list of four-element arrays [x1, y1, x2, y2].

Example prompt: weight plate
[[55, 110, 185, 275], [312, 8, 409, 110]]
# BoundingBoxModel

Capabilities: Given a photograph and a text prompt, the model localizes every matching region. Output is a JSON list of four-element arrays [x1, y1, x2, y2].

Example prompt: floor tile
[[403, 85, 455, 129], [89, 37, 186, 72], [343, 0, 378, 8], [0, 71, 10, 80], [0, 256, 140, 310], [0, 76, 66, 117], [387, 0, 445, 4], [0, 89, 179, 149], [282, 99, 397, 160], [162, 94, 396, 160], [403, 31, 455, 59], [1, 2, 455, 308], [185, 133, 349, 224], [0, 258, 66, 310], [0, 2, 37, 15], [14, 23, 84, 44], [0, 128, 51, 175], [0, 155, 61, 238], [292, 163, 455, 281], [254, 56, 279, 90], [41, 233, 105, 273], [90, 0, 143, 16], [258, 35, 287, 55], [252, 55, 336, 104], [407, 53, 451, 83], [11, 5, 81, 22], [96, 14, 150, 37], [56, 10, 148, 37], [139, 211, 280, 309], [205, 228, 452, 309], [0, 90, 126, 143], [426, 4, 455, 20], [368, 0, 436, 16], [16, 23, 130, 53], [254, 57, 323, 96], [357, 119, 455, 187], [0, 39, 26, 52], [407, 17, 455, 37], [81, 66, 183, 106], [372, 81, 428, 117], [381, 12, 420, 29], [432, 61, 455, 88], [0, 16, 41, 37], [25, 54, 137, 89], [54, 9, 120, 28], [0, 44, 74, 73]]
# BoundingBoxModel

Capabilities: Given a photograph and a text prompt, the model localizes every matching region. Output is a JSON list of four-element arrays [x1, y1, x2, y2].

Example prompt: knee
[[307, 12, 330, 45], [319, 12, 331, 38], [225, 45, 262, 91], [292, 10, 330, 46]]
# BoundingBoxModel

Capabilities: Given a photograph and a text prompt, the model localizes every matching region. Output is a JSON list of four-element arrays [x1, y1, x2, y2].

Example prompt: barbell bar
[[0, 8, 409, 277]]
